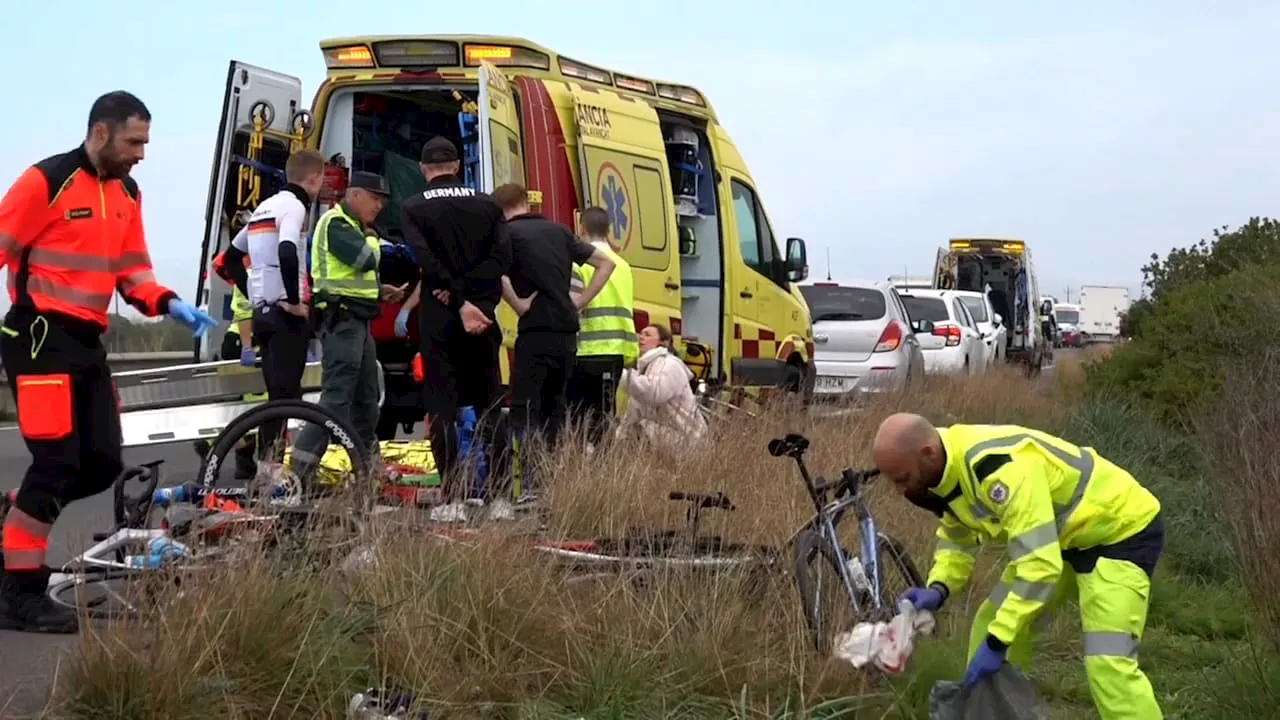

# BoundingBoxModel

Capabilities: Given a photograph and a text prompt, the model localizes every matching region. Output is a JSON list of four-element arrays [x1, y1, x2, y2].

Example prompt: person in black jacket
[[493, 184, 615, 505], [399, 137, 509, 522]]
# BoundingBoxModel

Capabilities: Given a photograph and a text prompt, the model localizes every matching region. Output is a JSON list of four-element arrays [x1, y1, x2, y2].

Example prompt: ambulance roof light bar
[[559, 56, 612, 84], [324, 45, 375, 69], [462, 43, 551, 70], [656, 83, 706, 107]]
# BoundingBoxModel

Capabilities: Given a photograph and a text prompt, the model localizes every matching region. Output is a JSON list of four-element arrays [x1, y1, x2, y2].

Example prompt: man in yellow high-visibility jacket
[[290, 172, 397, 482], [874, 413, 1164, 720], [567, 207, 636, 445]]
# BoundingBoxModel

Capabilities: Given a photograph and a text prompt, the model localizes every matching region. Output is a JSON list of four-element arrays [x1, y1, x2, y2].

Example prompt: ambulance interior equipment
[[317, 87, 480, 241], [935, 240, 1033, 357], [664, 114, 724, 355]]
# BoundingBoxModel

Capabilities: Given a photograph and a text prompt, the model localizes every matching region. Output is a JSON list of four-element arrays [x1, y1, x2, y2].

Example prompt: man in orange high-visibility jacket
[[0, 91, 216, 634]]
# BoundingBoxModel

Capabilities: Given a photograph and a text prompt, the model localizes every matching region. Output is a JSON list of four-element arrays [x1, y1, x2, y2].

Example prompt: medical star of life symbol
[[602, 174, 628, 242]]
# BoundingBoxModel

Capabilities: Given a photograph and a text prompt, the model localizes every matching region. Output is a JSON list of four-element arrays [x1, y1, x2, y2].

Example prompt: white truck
[[932, 238, 1052, 374], [1078, 285, 1130, 342]]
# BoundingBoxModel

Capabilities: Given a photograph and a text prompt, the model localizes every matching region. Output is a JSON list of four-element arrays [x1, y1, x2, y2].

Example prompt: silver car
[[800, 280, 930, 399]]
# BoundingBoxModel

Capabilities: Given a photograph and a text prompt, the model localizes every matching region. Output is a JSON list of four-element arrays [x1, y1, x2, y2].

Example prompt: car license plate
[[815, 375, 853, 392]]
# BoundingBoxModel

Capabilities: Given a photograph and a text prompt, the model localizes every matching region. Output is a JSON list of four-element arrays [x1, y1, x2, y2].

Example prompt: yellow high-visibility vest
[[311, 204, 380, 305], [572, 242, 637, 364]]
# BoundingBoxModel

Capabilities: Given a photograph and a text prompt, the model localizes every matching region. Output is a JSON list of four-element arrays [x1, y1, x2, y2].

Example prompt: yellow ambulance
[[196, 35, 815, 398]]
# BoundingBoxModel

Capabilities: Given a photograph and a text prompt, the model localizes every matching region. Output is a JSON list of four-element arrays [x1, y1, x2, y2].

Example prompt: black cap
[[421, 136, 460, 164], [348, 171, 390, 197]]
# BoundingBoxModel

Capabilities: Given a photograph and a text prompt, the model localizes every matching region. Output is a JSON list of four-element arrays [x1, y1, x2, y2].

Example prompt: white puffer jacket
[[618, 346, 708, 449]]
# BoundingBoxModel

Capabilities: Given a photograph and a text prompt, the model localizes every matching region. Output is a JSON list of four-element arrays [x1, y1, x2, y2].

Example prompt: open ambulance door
[[197, 61, 306, 361], [931, 246, 954, 290], [476, 61, 525, 193]]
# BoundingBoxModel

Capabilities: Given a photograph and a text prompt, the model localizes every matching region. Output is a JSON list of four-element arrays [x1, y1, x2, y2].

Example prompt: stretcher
[[114, 359, 382, 449]]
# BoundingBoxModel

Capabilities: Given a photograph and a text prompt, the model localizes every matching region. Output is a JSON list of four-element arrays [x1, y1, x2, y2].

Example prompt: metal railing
[[0, 352, 192, 418], [0, 351, 191, 384]]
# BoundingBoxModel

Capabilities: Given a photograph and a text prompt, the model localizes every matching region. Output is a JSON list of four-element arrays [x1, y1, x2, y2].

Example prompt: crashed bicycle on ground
[[47, 400, 372, 620]]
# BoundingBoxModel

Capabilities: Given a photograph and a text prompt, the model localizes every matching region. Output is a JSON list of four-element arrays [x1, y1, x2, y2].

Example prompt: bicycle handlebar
[[768, 433, 879, 501], [111, 460, 163, 531]]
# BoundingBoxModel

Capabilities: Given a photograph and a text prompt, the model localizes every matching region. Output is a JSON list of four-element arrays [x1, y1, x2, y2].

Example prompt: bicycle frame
[[789, 451, 888, 618]]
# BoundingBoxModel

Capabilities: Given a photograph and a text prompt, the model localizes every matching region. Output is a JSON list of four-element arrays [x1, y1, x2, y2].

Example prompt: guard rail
[[0, 352, 191, 417]]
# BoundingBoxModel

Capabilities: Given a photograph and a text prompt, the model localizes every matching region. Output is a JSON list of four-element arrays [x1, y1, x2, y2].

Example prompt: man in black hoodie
[[399, 137, 509, 520]]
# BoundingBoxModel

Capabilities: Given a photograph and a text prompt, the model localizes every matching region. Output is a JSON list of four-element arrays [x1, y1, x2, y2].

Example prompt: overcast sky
[[3, 0, 1276, 315]]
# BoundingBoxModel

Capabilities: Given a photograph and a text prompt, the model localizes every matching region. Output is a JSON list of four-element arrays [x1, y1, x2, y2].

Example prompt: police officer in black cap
[[400, 137, 510, 520], [291, 171, 402, 482]]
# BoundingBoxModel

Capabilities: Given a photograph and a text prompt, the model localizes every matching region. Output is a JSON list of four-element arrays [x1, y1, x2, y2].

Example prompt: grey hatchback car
[[800, 280, 930, 399]]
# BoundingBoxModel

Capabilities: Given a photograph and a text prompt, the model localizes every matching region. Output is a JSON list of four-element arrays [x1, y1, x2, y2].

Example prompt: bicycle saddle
[[767, 433, 809, 458]]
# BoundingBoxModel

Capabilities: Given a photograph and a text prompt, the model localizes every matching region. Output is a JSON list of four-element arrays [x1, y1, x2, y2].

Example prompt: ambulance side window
[[731, 179, 785, 287], [731, 180, 762, 268]]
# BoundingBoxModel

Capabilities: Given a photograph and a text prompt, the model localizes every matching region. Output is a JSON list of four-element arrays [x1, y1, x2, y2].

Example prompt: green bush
[[1086, 261, 1280, 424]]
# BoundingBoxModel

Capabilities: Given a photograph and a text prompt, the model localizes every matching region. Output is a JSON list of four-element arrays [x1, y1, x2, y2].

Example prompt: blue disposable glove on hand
[[239, 347, 256, 367], [395, 307, 411, 338], [167, 299, 218, 337], [899, 586, 945, 612], [962, 638, 1007, 689]]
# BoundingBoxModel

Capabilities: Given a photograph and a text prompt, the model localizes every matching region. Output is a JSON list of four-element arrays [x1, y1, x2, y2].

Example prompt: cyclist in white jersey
[[221, 150, 326, 456]]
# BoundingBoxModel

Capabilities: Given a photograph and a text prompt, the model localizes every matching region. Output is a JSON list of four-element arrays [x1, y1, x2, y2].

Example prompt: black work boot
[[0, 566, 79, 634]]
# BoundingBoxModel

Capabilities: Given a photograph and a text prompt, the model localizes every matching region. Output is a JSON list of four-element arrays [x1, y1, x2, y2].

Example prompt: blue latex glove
[[167, 299, 218, 337], [394, 307, 411, 338], [306, 349, 317, 363], [962, 639, 1007, 689], [899, 586, 945, 612], [239, 348, 256, 367]]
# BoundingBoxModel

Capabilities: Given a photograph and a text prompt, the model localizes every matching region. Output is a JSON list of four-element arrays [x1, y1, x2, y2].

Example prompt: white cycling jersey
[[230, 186, 310, 307]]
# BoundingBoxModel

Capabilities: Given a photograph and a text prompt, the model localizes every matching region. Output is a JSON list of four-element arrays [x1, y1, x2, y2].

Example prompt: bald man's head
[[873, 412, 945, 496]]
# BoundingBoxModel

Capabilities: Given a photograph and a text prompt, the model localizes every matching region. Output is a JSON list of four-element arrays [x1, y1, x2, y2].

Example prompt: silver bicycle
[[768, 433, 925, 653]]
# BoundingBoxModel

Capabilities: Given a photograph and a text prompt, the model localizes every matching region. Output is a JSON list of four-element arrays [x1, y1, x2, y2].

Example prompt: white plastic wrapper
[[833, 599, 937, 673]]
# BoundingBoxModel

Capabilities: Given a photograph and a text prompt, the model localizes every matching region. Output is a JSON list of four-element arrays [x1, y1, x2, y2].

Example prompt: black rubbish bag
[[929, 665, 1049, 720]]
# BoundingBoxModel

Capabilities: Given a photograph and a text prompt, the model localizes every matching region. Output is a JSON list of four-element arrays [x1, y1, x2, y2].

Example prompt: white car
[[954, 290, 1006, 366], [897, 289, 986, 376]]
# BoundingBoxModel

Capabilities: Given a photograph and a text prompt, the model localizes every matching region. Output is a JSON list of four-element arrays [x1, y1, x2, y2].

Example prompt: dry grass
[[1200, 351, 1280, 656], [48, 366, 1076, 719]]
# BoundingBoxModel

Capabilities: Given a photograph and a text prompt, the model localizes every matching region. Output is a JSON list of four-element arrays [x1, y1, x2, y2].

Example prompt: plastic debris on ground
[[832, 599, 936, 673], [929, 665, 1048, 720], [347, 687, 429, 719]]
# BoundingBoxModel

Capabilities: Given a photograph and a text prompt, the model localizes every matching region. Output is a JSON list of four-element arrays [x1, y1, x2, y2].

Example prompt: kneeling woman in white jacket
[[617, 323, 708, 449]]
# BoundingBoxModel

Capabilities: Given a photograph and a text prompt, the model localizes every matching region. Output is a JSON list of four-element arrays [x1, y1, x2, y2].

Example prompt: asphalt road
[[0, 429, 200, 716]]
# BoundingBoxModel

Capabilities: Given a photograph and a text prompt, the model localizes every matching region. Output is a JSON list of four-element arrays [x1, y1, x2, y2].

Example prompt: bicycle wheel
[[198, 399, 374, 512], [793, 530, 924, 653], [47, 567, 160, 621]]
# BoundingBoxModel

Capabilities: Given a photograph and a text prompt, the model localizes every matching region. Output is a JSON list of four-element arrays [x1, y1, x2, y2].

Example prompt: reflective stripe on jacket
[[923, 424, 1161, 645], [0, 146, 176, 327], [572, 242, 636, 363], [311, 204, 380, 305]]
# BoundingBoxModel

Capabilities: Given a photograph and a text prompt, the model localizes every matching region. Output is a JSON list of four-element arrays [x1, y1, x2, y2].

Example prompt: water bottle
[[845, 556, 871, 595], [152, 486, 188, 507], [124, 537, 190, 569]]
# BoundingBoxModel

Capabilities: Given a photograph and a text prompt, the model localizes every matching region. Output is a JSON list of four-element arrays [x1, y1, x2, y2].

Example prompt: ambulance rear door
[[197, 61, 306, 361], [476, 60, 525, 192]]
